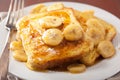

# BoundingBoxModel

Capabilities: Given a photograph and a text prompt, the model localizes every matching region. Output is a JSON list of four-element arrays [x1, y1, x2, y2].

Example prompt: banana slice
[[86, 18, 105, 36], [63, 24, 83, 41], [30, 4, 47, 13], [96, 18, 116, 41], [10, 41, 23, 50], [67, 64, 86, 73], [105, 25, 116, 41], [42, 29, 63, 46], [39, 16, 62, 28], [10, 41, 27, 62], [13, 50, 27, 62], [85, 27, 104, 45], [97, 40, 115, 58], [47, 3, 64, 11]]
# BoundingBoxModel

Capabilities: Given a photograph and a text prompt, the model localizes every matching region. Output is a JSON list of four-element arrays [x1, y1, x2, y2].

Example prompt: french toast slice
[[16, 8, 88, 70]]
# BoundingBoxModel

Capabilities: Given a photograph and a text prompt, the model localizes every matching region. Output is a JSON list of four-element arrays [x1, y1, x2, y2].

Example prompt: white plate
[[0, 2, 120, 80]]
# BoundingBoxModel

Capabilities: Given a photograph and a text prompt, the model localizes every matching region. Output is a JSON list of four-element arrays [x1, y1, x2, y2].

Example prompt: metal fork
[[0, 0, 24, 80]]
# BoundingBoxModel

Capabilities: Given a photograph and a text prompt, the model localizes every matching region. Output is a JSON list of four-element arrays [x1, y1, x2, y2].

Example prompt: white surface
[[0, 2, 120, 80]]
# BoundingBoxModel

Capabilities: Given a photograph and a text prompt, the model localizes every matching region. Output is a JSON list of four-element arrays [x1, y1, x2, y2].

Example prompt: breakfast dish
[[10, 2, 116, 72], [0, 2, 119, 80]]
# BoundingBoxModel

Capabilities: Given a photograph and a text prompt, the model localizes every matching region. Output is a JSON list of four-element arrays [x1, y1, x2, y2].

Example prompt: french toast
[[15, 8, 89, 70], [10, 3, 116, 72]]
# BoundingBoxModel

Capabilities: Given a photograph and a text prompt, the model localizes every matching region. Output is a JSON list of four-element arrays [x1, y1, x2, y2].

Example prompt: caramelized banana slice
[[13, 50, 27, 62], [63, 24, 83, 41], [42, 29, 63, 46], [47, 3, 64, 11], [85, 27, 104, 45], [67, 64, 86, 73], [97, 40, 115, 58], [10, 41, 27, 62], [10, 41, 23, 50], [80, 49, 99, 66], [85, 18, 106, 45], [95, 17, 116, 41], [30, 4, 47, 13], [39, 16, 62, 28], [86, 18, 105, 36]]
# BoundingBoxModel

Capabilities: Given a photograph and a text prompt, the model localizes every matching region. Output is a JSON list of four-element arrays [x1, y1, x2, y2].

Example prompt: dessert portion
[[10, 3, 116, 73]]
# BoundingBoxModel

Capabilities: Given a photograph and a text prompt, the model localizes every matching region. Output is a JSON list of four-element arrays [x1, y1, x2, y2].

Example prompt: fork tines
[[6, 0, 24, 28]]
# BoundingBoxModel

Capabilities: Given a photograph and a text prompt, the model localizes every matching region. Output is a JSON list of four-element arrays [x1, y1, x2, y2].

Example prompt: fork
[[0, 0, 24, 80]]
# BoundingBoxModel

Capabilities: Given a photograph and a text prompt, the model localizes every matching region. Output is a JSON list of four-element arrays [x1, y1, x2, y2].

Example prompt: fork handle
[[0, 41, 10, 80]]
